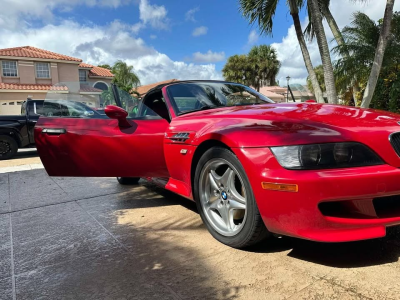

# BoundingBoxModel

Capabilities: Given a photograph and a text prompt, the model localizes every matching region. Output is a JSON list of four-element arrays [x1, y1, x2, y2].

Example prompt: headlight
[[270, 142, 383, 170]]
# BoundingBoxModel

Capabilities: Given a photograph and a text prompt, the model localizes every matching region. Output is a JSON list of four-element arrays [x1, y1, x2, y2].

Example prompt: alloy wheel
[[199, 158, 247, 237]]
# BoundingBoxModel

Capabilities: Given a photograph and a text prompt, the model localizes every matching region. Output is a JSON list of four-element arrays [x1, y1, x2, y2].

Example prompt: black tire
[[116, 177, 140, 185], [0, 135, 18, 160], [194, 147, 270, 249]]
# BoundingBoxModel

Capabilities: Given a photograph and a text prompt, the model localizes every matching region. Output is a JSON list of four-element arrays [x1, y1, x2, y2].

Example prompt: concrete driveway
[[1, 150, 400, 299]]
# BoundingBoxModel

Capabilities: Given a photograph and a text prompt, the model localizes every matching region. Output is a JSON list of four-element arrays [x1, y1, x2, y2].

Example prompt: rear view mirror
[[105, 105, 131, 127]]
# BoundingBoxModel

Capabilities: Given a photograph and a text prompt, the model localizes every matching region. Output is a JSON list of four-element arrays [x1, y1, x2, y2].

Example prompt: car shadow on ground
[[14, 174, 400, 299], [144, 182, 400, 269]]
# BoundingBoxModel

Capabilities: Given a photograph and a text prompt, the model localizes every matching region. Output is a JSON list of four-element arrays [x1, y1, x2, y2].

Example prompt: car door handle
[[42, 128, 67, 135]]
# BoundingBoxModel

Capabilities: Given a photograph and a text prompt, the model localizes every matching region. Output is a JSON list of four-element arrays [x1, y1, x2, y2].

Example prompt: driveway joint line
[[320, 277, 376, 300], [8, 173, 16, 300], [285, 275, 327, 300], [160, 281, 183, 300], [0, 191, 129, 216], [49, 177, 68, 195], [75, 200, 131, 252]]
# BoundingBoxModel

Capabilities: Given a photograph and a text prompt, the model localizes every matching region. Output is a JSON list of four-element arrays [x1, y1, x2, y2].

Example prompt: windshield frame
[[165, 81, 274, 116]]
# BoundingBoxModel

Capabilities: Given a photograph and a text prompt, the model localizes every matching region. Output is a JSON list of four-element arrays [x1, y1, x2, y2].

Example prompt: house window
[[36, 63, 50, 78], [94, 82, 108, 91], [2, 61, 18, 77], [79, 70, 87, 82]]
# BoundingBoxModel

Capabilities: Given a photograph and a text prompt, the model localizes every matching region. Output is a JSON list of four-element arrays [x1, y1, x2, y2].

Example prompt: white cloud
[[0, 19, 221, 85], [0, 0, 132, 30], [272, 19, 321, 86], [126, 53, 222, 84], [192, 26, 208, 37], [139, 0, 169, 30], [272, 0, 400, 86], [131, 22, 143, 34], [192, 50, 225, 63], [150, 34, 157, 39], [247, 30, 258, 45], [185, 7, 199, 22]]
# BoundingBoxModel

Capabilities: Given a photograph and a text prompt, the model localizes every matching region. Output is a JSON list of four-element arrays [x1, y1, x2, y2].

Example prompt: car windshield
[[167, 82, 274, 115]]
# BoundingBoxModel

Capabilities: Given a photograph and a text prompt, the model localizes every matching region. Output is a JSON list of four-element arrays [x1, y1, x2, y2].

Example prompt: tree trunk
[[291, 12, 324, 103], [322, 5, 360, 103], [361, 0, 395, 108], [308, 0, 338, 104]]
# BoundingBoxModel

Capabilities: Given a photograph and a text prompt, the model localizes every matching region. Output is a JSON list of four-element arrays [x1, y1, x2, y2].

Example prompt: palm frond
[[239, 0, 279, 35]]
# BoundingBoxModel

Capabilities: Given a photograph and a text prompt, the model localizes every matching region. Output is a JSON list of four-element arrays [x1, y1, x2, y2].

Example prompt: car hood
[[174, 103, 400, 166], [182, 103, 400, 129]]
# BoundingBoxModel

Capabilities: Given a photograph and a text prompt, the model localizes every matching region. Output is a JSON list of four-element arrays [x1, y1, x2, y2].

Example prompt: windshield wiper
[[179, 105, 217, 115]]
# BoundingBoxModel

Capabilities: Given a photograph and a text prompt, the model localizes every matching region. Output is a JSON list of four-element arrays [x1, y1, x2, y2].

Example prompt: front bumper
[[233, 147, 400, 242]]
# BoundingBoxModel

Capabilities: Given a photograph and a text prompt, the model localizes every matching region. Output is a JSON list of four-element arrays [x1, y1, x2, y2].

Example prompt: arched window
[[93, 82, 108, 91]]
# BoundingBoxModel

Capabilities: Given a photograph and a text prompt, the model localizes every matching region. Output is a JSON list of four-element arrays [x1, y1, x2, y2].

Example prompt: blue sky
[[55, 0, 305, 72], [0, 0, 396, 85]]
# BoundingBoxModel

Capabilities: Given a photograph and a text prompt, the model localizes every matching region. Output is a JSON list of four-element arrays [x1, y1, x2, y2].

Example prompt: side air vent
[[168, 132, 191, 143], [390, 132, 400, 157]]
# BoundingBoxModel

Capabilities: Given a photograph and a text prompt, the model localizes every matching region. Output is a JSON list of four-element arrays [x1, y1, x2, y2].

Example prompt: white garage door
[[0, 101, 24, 115]]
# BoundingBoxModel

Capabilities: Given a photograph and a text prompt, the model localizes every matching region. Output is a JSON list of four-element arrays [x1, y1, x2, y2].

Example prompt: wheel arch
[[0, 129, 22, 147], [190, 139, 231, 194]]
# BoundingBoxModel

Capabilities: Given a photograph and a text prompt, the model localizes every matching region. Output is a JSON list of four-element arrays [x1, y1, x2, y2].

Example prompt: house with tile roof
[[133, 79, 179, 98], [0, 46, 114, 115]]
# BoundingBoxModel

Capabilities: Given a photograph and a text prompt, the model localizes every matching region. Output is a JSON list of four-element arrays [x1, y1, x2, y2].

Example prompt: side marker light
[[261, 182, 298, 192]]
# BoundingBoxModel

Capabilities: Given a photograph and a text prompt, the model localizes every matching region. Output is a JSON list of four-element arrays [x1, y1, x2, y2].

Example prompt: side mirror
[[305, 99, 317, 103], [105, 105, 131, 127]]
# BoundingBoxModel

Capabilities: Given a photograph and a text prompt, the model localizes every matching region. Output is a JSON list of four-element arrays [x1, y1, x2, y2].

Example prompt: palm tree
[[222, 54, 252, 86], [333, 13, 380, 97], [361, 0, 396, 108], [112, 60, 141, 92], [248, 45, 281, 91], [307, 65, 325, 93], [98, 64, 112, 70], [305, 0, 360, 101], [307, 0, 338, 103], [239, 0, 325, 103], [333, 12, 400, 108]]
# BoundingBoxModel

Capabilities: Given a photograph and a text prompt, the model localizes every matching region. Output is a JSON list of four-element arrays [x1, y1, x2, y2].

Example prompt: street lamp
[[286, 76, 291, 102]]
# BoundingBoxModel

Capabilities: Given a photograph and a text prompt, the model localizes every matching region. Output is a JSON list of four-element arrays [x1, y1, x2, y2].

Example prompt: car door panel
[[35, 117, 170, 177]]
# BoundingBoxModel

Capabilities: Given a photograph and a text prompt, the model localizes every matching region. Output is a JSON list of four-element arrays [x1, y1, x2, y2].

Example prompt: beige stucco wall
[[1, 60, 80, 85], [58, 63, 79, 82], [18, 61, 35, 84], [1, 77, 20, 84]]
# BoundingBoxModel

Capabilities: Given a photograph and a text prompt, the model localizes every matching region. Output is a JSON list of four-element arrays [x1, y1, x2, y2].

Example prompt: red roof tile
[[79, 85, 103, 93], [0, 46, 81, 62], [78, 62, 94, 68], [89, 66, 113, 78], [134, 79, 179, 96], [79, 63, 113, 78], [0, 83, 68, 91]]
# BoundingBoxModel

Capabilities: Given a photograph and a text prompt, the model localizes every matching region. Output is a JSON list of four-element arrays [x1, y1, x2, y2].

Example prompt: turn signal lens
[[262, 182, 298, 192]]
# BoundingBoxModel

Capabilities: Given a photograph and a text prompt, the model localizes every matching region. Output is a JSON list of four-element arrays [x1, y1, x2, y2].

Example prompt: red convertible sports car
[[35, 80, 400, 248]]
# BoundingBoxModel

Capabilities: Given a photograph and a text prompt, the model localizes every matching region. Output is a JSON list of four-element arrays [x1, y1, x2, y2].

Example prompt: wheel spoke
[[220, 167, 234, 188], [228, 174, 246, 205], [218, 205, 231, 230], [209, 171, 220, 191], [208, 198, 220, 210], [229, 188, 246, 205], [228, 199, 246, 211]]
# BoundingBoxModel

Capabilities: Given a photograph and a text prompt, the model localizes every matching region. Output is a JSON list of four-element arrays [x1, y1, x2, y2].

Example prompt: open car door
[[35, 82, 169, 178]]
